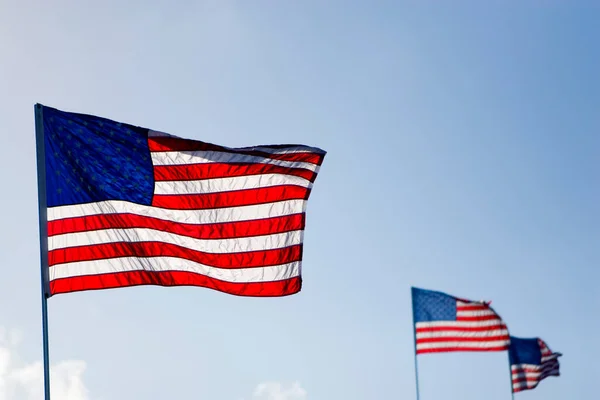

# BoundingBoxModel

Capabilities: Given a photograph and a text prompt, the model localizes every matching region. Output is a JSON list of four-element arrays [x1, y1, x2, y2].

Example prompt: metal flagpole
[[34, 103, 52, 400], [413, 347, 420, 400], [411, 299, 421, 400], [507, 351, 515, 400]]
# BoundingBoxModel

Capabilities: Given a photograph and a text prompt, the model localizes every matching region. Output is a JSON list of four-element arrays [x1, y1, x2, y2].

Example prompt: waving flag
[[509, 336, 561, 393], [411, 287, 510, 354], [37, 105, 326, 297]]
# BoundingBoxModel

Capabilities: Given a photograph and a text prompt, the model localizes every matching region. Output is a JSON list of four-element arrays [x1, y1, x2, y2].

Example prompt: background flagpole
[[411, 295, 421, 400], [413, 347, 420, 400], [35, 103, 52, 400], [507, 351, 515, 400]]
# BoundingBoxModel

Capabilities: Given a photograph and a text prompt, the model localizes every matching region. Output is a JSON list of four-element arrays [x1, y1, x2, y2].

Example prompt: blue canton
[[43, 106, 154, 207], [509, 337, 542, 365], [412, 287, 457, 323]]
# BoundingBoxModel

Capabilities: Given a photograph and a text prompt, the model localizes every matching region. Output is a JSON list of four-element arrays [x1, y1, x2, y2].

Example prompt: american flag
[[411, 287, 510, 354], [38, 105, 326, 297], [509, 336, 561, 393]]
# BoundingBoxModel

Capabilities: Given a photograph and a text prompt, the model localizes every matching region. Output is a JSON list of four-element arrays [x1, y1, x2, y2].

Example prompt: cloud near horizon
[[252, 381, 306, 400], [0, 328, 90, 400]]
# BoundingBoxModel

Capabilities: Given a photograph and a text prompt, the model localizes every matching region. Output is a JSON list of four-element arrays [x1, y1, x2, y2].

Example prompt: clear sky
[[0, 1, 598, 399]]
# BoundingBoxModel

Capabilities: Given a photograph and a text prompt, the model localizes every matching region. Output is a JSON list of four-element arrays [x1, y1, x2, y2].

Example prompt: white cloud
[[252, 382, 306, 400], [0, 328, 90, 400]]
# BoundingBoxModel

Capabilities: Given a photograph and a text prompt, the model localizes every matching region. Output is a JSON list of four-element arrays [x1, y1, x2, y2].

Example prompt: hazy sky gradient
[[0, 1, 598, 399]]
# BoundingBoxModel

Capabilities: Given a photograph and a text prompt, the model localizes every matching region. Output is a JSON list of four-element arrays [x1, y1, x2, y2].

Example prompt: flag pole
[[507, 351, 515, 400], [411, 293, 421, 400], [35, 103, 52, 400], [413, 347, 420, 400]]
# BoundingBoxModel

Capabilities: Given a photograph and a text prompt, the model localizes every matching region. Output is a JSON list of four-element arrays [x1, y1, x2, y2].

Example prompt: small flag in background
[[509, 336, 561, 393], [39, 105, 326, 297], [411, 287, 510, 354]]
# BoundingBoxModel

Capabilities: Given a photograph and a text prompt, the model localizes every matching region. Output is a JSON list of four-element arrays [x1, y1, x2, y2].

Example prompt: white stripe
[[416, 320, 504, 329], [456, 309, 497, 317], [512, 364, 541, 372], [416, 329, 508, 339], [541, 354, 560, 362], [49, 228, 302, 254], [512, 381, 540, 390], [48, 199, 305, 224], [512, 368, 559, 390], [154, 174, 313, 195], [236, 145, 325, 155], [50, 257, 301, 283], [512, 367, 560, 380], [511, 361, 560, 373], [416, 339, 509, 351], [151, 151, 320, 172]]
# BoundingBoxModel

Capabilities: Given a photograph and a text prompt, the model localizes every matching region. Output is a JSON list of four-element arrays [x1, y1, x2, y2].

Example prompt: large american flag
[[411, 287, 510, 354], [39, 105, 325, 297], [509, 336, 561, 393]]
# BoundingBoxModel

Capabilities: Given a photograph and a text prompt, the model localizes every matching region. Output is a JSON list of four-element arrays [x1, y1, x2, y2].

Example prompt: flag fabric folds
[[38, 105, 326, 297], [411, 287, 510, 354], [509, 336, 561, 393]]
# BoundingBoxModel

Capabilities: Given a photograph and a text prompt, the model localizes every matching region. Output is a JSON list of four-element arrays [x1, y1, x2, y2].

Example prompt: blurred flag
[[37, 105, 326, 297], [509, 336, 561, 393], [411, 287, 510, 354]]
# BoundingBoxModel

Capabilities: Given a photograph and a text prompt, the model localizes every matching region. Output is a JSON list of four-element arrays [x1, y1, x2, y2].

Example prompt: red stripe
[[48, 213, 305, 239], [416, 324, 507, 333], [512, 362, 559, 375], [416, 345, 509, 354], [148, 137, 324, 165], [512, 377, 543, 384], [512, 367, 542, 374], [48, 242, 302, 268], [50, 271, 301, 297], [154, 163, 317, 182], [152, 186, 311, 210], [513, 371, 558, 385], [512, 382, 541, 392], [417, 335, 510, 344], [457, 315, 502, 322]]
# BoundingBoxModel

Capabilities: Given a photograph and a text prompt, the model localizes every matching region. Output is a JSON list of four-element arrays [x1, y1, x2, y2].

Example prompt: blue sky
[[0, 1, 598, 399]]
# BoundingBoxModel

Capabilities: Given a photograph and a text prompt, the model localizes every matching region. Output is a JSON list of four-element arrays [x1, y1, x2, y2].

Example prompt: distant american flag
[[509, 336, 561, 393], [39, 105, 325, 297], [411, 287, 510, 354]]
